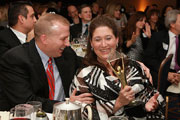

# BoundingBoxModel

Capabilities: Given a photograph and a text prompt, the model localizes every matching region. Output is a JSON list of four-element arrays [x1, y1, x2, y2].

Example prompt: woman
[[106, 2, 127, 31], [123, 11, 151, 61], [70, 15, 165, 120], [146, 9, 161, 33]]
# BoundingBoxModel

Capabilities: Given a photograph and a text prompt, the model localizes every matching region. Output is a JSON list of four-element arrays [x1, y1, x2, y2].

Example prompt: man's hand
[[168, 72, 180, 85], [70, 88, 94, 104]]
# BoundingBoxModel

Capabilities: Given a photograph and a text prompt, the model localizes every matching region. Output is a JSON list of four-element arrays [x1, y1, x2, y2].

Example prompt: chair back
[[157, 54, 173, 97]]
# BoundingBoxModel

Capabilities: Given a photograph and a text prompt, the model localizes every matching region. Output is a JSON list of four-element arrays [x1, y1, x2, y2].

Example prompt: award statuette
[[107, 50, 127, 88], [107, 50, 145, 118]]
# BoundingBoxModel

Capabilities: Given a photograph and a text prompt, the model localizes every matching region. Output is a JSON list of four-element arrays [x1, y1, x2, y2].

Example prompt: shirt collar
[[35, 43, 51, 68], [10, 27, 26, 44], [82, 22, 90, 27], [169, 30, 177, 39]]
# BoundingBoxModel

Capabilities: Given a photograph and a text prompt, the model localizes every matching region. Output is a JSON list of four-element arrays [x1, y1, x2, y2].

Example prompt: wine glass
[[9, 104, 34, 120]]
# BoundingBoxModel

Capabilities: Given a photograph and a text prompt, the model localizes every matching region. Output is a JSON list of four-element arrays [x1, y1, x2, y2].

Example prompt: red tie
[[46, 58, 55, 100]]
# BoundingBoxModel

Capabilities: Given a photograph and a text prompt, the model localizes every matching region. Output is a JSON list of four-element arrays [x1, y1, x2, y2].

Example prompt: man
[[0, 1, 36, 111], [70, 4, 92, 41], [144, 10, 180, 119], [0, 1, 36, 58], [91, 2, 99, 19], [67, 5, 80, 26], [0, 13, 93, 112]]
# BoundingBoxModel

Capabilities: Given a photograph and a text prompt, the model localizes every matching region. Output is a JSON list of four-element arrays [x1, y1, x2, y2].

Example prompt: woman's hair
[[123, 11, 146, 40], [161, 5, 174, 17], [146, 9, 160, 21], [105, 2, 121, 18], [0, 4, 8, 22], [83, 15, 122, 70]]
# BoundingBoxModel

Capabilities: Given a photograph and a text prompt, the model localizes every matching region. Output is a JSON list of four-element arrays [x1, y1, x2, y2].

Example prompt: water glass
[[9, 104, 34, 120], [26, 101, 42, 120], [108, 116, 128, 120], [26, 101, 42, 112]]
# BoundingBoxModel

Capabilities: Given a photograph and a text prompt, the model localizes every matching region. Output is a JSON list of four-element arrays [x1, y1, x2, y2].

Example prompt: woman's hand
[[145, 92, 159, 112], [126, 32, 138, 48], [70, 88, 94, 104], [113, 86, 135, 113], [137, 61, 153, 85], [143, 23, 151, 38]]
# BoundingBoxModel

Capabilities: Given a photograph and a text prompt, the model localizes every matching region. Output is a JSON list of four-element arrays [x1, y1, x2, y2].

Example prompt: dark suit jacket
[[143, 30, 172, 88], [0, 28, 21, 111], [70, 22, 82, 41], [0, 28, 21, 58], [0, 39, 82, 113]]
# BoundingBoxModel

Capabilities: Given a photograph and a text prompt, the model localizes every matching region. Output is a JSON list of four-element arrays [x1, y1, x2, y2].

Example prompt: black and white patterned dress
[[70, 59, 165, 120]]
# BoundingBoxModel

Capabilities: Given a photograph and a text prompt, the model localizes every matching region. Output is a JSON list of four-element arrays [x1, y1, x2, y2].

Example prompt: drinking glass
[[26, 101, 42, 112], [108, 116, 128, 120], [9, 104, 34, 120], [26, 101, 42, 120]]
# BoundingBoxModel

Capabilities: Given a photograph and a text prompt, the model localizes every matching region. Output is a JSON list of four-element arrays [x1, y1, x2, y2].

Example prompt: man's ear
[[170, 23, 175, 28], [18, 15, 25, 24], [40, 34, 48, 45]]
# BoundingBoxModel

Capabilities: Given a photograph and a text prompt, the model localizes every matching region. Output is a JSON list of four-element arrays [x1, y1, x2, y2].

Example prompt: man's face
[[45, 22, 70, 57], [79, 7, 92, 23], [172, 14, 180, 35], [23, 5, 36, 34], [68, 6, 78, 18]]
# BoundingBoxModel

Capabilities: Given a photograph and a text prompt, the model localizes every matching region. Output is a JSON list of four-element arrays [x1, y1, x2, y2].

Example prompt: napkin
[[0, 111, 9, 120]]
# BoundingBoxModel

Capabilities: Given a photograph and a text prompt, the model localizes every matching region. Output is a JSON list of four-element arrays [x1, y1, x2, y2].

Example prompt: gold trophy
[[107, 50, 142, 107], [107, 51, 127, 88]]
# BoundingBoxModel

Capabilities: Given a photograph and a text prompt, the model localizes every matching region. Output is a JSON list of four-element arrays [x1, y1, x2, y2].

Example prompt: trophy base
[[124, 101, 146, 118]]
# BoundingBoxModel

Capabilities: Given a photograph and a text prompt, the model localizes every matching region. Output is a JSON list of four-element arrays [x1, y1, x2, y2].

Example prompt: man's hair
[[165, 9, 180, 29], [8, 1, 33, 27], [78, 4, 91, 14], [34, 13, 69, 39]]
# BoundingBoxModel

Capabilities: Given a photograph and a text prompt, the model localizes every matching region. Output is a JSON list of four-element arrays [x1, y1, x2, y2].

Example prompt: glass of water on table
[[26, 101, 42, 120]]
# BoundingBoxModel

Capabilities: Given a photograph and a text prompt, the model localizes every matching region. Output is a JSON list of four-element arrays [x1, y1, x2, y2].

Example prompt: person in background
[[67, 5, 80, 26], [159, 5, 174, 30], [122, 12, 151, 62], [70, 4, 92, 41], [91, 2, 99, 19], [146, 9, 161, 33], [106, 2, 127, 32], [70, 15, 165, 120], [0, 13, 94, 113], [144, 10, 180, 119], [0, 3, 8, 30], [0, 1, 36, 57]]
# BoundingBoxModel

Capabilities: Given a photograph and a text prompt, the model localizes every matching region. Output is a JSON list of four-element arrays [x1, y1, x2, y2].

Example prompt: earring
[[116, 44, 118, 48], [91, 47, 94, 51]]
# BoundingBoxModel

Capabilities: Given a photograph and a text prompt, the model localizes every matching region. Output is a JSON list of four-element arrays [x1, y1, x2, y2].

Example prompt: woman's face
[[150, 13, 158, 23], [136, 17, 146, 29], [114, 8, 120, 19], [90, 26, 119, 64]]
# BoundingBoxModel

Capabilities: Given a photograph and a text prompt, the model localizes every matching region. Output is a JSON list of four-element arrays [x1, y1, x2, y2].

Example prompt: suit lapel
[[28, 39, 49, 97]]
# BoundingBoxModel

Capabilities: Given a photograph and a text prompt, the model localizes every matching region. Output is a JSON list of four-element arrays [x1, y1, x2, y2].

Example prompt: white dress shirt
[[10, 27, 26, 44], [166, 30, 177, 70]]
